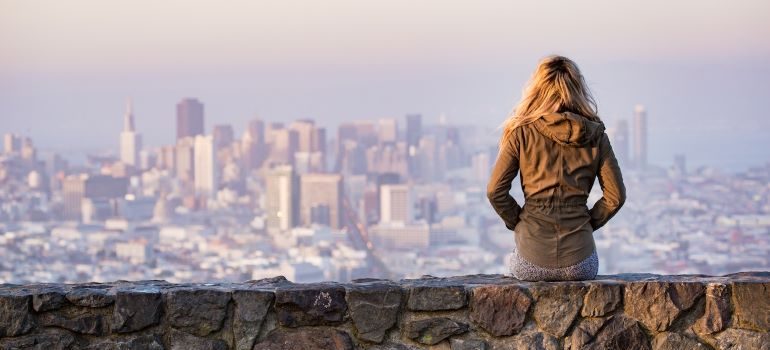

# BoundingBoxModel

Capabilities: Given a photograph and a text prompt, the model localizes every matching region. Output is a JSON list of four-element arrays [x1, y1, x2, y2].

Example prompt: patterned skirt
[[508, 247, 598, 281]]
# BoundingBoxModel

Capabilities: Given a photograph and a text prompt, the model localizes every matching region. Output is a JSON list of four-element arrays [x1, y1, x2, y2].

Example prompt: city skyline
[[2, 1, 770, 171]]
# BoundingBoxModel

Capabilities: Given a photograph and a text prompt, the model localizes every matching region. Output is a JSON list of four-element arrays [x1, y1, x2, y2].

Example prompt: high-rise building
[[378, 118, 398, 144], [120, 98, 142, 167], [299, 173, 343, 229], [176, 98, 204, 141], [633, 105, 648, 170], [62, 174, 128, 221], [265, 165, 298, 232], [212, 124, 234, 150], [406, 114, 422, 176], [175, 137, 196, 183], [3, 133, 21, 154], [613, 119, 630, 166], [193, 135, 218, 197], [380, 184, 413, 224]]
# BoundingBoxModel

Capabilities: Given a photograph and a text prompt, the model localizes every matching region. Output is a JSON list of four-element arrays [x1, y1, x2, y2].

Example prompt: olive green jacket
[[487, 112, 626, 268]]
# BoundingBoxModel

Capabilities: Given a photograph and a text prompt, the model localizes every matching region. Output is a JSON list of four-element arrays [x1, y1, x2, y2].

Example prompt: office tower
[[471, 151, 490, 183], [3, 133, 21, 154], [241, 118, 267, 172], [175, 137, 196, 183], [380, 184, 413, 224], [290, 119, 316, 152], [270, 128, 299, 166], [120, 98, 142, 167], [633, 105, 648, 170], [20, 137, 36, 161], [193, 135, 218, 197], [378, 118, 398, 144], [212, 124, 234, 150], [674, 154, 687, 176], [612, 119, 630, 165], [299, 173, 343, 229], [176, 98, 204, 141], [406, 114, 422, 176], [62, 174, 128, 221], [265, 165, 298, 232]]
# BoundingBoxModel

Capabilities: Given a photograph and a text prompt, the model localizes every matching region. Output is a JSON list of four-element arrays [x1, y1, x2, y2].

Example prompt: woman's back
[[488, 111, 625, 270], [486, 55, 626, 281]]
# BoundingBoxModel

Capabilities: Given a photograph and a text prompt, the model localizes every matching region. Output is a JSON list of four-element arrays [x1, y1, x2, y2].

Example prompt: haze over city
[[2, 0, 770, 170]]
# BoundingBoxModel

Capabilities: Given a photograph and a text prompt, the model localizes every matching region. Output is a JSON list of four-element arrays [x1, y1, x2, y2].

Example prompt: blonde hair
[[499, 55, 601, 146]]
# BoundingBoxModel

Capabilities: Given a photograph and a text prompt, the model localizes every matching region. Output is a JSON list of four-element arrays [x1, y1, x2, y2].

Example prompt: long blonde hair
[[499, 55, 601, 146]]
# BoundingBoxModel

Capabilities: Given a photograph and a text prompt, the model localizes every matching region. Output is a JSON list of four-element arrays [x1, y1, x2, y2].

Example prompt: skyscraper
[[406, 114, 422, 177], [176, 98, 204, 141], [119, 98, 142, 167], [212, 124, 234, 150], [380, 184, 413, 224], [613, 119, 630, 166], [299, 173, 343, 229], [265, 165, 298, 233], [378, 118, 398, 144], [193, 135, 218, 197], [633, 105, 648, 170]]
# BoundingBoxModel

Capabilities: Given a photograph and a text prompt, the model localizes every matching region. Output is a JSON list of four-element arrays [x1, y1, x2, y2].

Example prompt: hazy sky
[[1, 0, 769, 169]]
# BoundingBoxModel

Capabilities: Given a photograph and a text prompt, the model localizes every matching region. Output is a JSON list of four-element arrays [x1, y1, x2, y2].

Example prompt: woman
[[487, 55, 626, 281]]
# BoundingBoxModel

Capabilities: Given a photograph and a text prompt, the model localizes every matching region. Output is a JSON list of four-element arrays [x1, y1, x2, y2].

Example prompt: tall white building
[[193, 135, 218, 197], [266, 165, 298, 233], [120, 98, 142, 167], [633, 104, 647, 170], [380, 184, 413, 224]]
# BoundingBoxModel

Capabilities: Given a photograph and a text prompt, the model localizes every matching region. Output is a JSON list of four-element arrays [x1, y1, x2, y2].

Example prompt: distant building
[[193, 135, 218, 197], [212, 124, 234, 150], [175, 137, 196, 184], [380, 183, 413, 224], [613, 119, 630, 166], [406, 114, 422, 176], [300, 173, 343, 229], [176, 98, 204, 141], [62, 174, 128, 221], [3, 133, 21, 154], [119, 98, 142, 167], [633, 105, 648, 170], [471, 151, 490, 184], [265, 165, 298, 232], [370, 222, 430, 250], [378, 118, 398, 144]]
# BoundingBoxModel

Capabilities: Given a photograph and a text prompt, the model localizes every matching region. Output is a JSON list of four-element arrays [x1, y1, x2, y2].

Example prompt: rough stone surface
[[0, 294, 34, 337], [0, 328, 75, 350], [404, 317, 469, 345], [232, 289, 273, 350], [583, 315, 651, 350], [252, 328, 354, 350], [491, 331, 559, 350], [32, 288, 66, 312], [275, 283, 347, 327], [346, 282, 403, 343], [164, 288, 231, 336], [567, 317, 608, 350], [731, 281, 770, 331], [714, 328, 770, 350], [83, 334, 164, 350], [112, 288, 163, 333], [406, 281, 467, 311], [167, 328, 228, 350], [582, 282, 622, 317], [39, 312, 108, 335], [0, 274, 769, 349], [450, 338, 487, 350], [694, 283, 731, 334], [66, 286, 116, 308], [624, 281, 704, 332], [652, 332, 709, 350], [532, 283, 587, 337], [469, 285, 532, 337]]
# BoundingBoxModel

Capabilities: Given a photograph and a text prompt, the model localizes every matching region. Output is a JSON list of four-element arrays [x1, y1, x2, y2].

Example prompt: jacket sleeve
[[486, 131, 523, 231], [589, 134, 627, 231]]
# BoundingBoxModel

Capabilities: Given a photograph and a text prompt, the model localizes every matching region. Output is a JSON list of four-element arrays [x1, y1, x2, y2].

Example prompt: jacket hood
[[532, 112, 606, 147]]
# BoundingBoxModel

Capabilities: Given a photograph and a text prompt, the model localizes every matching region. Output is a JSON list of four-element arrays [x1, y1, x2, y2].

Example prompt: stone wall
[[1, 273, 768, 350]]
